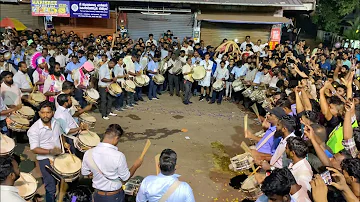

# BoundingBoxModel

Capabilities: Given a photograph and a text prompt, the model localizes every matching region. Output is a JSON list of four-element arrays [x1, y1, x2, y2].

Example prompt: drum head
[[135, 76, 145, 85], [241, 175, 257, 190], [142, 75, 150, 82], [79, 131, 100, 147], [213, 80, 223, 89], [79, 113, 96, 123], [86, 89, 100, 100], [31, 92, 46, 102], [18, 106, 35, 116], [9, 115, 30, 126], [71, 97, 80, 107], [192, 66, 206, 80], [0, 134, 15, 154], [53, 154, 81, 174], [155, 74, 165, 83], [125, 80, 136, 89], [14, 172, 37, 198]]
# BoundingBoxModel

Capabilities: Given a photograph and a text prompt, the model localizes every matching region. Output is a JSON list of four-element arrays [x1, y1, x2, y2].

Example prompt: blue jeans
[[115, 93, 125, 109], [39, 159, 57, 202], [93, 190, 125, 202], [211, 89, 224, 103], [75, 88, 87, 108], [135, 87, 143, 100], [148, 79, 158, 99]]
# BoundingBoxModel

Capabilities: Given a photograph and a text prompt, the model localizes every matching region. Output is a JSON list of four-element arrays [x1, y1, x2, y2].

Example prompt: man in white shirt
[[167, 53, 181, 97], [181, 41, 193, 56], [0, 71, 22, 106], [137, 149, 195, 202], [82, 124, 143, 202], [13, 62, 33, 96], [286, 136, 313, 191], [98, 59, 117, 120], [113, 56, 127, 111], [27, 101, 69, 202], [210, 61, 229, 105], [123, 53, 140, 108], [252, 39, 268, 53], [146, 34, 158, 46], [240, 36, 254, 51], [0, 156, 26, 202], [199, 53, 213, 101], [0, 52, 17, 75], [54, 48, 67, 69], [182, 57, 194, 105]]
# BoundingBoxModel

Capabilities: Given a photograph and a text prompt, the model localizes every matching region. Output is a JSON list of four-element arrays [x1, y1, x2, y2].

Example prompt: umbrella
[[0, 17, 27, 30]]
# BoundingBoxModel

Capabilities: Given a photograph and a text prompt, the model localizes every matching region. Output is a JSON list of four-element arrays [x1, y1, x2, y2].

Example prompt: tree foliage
[[312, 0, 360, 33], [343, 17, 360, 40]]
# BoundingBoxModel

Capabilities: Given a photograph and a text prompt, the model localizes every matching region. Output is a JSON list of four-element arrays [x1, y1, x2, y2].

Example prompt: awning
[[197, 14, 291, 24]]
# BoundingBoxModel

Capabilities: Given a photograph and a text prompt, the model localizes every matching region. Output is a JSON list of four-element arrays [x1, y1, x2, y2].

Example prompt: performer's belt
[[94, 188, 123, 196]]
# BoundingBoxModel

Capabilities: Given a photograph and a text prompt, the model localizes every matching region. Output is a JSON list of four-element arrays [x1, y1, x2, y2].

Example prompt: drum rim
[[16, 172, 37, 197], [53, 154, 81, 174], [78, 132, 100, 147], [18, 106, 35, 116]]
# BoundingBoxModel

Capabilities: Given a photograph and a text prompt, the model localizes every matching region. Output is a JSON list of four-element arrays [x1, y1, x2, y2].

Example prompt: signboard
[[270, 27, 281, 42], [31, 0, 70, 17], [70, 1, 110, 19]]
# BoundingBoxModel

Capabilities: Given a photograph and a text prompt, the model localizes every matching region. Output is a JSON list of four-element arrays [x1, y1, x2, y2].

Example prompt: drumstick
[[244, 114, 248, 132], [67, 148, 76, 163], [58, 179, 68, 202], [20, 173, 29, 185], [240, 141, 251, 153], [155, 154, 160, 175], [140, 139, 151, 160], [251, 104, 259, 118], [86, 129, 94, 137], [249, 166, 261, 176], [1, 134, 8, 143]]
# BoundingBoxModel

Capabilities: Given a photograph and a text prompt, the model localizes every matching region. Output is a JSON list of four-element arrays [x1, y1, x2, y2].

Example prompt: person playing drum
[[98, 59, 117, 120], [27, 101, 70, 202], [13, 62, 33, 97], [134, 55, 145, 102], [43, 62, 65, 102], [113, 56, 127, 111], [82, 124, 143, 202], [182, 57, 194, 105], [0, 71, 22, 107], [32, 56, 49, 93], [0, 96, 22, 135], [55, 94, 89, 155], [0, 51, 17, 75], [72, 61, 95, 108], [167, 52, 181, 97], [209, 61, 229, 105], [147, 54, 160, 100], [199, 53, 213, 102], [124, 52, 140, 107], [0, 155, 26, 202]]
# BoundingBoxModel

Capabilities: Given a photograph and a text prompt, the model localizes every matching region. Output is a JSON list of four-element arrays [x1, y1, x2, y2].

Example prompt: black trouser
[[99, 87, 114, 117], [168, 74, 180, 95], [39, 159, 58, 202], [75, 88, 87, 108], [184, 80, 192, 103]]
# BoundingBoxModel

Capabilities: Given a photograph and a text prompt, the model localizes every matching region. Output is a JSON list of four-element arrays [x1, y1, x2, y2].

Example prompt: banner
[[31, 0, 70, 17], [70, 1, 110, 19]]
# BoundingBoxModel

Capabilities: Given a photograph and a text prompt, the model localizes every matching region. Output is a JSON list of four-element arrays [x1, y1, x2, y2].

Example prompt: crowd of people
[[0, 27, 360, 202]]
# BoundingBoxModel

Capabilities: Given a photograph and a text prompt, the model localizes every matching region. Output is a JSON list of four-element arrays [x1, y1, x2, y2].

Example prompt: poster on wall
[[31, 0, 70, 17], [70, 1, 110, 19]]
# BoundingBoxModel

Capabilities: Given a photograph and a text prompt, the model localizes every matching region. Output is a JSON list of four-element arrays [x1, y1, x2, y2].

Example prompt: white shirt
[[124, 56, 135, 78], [55, 54, 67, 67], [113, 64, 125, 83], [270, 132, 296, 168], [261, 73, 272, 85], [136, 173, 195, 202], [54, 106, 78, 136], [214, 67, 229, 81], [98, 64, 113, 88], [244, 68, 257, 82], [27, 118, 63, 161], [292, 186, 312, 202], [240, 41, 254, 51], [13, 71, 32, 96], [182, 63, 193, 82], [0, 96, 8, 121], [43, 74, 65, 94], [181, 46, 193, 56], [289, 159, 313, 191], [167, 59, 181, 75], [0, 83, 21, 106], [269, 76, 279, 88], [72, 69, 90, 88], [82, 143, 130, 191], [252, 43, 268, 53], [253, 72, 264, 84], [0, 186, 26, 202], [0, 62, 17, 75], [146, 39, 157, 46]]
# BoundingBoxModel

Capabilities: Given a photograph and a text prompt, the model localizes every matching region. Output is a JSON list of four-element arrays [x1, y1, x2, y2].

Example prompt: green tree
[[343, 17, 360, 40], [312, 0, 360, 33]]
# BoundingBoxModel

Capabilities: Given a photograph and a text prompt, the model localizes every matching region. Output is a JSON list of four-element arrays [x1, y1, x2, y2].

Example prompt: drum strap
[[159, 180, 181, 202], [87, 149, 122, 183], [256, 131, 275, 151]]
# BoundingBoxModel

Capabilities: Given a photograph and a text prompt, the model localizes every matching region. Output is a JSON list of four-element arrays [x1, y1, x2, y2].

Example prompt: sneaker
[[102, 116, 110, 120], [139, 98, 145, 101], [134, 102, 139, 105], [109, 112, 117, 116], [189, 101, 193, 104], [199, 96, 204, 101], [152, 97, 158, 100], [183, 101, 189, 105], [115, 108, 124, 112], [127, 105, 134, 109]]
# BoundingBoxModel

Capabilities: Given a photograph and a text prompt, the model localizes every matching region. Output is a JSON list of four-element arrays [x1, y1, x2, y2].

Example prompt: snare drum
[[212, 80, 224, 92], [191, 66, 206, 81], [71, 96, 80, 108], [29, 92, 46, 107], [108, 83, 122, 97], [134, 76, 146, 87], [52, 154, 81, 182], [79, 113, 96, 128], [153, 74, 165, 85], [17, 106, 35, 120], [4, 52, 12, 60], [14, 172, 38, 201], [124, 80, 136, 92], [229, 152, 254, 172], [0, 133, 15, 156], [241, 175, 263, 200], [142, 75, 150, 86], [75, 130, 100, 152], [83, 88, 100, 104], [232, 79, 245, 92], [6, 115, 30, 132]]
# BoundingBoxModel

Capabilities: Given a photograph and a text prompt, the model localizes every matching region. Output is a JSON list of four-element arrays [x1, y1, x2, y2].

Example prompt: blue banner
[[70, 1, 109, 19]]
